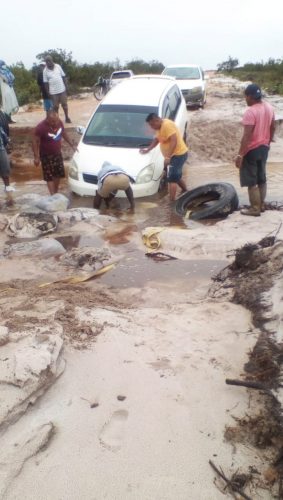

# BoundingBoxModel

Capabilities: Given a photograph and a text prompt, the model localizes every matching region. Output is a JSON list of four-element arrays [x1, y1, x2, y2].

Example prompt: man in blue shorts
[[140, 113, 188, 201]]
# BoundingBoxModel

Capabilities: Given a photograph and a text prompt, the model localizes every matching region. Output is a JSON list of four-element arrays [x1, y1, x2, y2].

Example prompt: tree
[[217, 56, 239, 73]]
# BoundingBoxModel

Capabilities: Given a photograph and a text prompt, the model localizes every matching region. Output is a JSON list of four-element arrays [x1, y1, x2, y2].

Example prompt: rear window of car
[[83, 104, 157, 148], [163, 67, 201, 80], [111, 72, 132, 79]]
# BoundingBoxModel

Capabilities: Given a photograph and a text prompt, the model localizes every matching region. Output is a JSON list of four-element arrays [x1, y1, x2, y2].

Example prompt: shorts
[[40, 154, 65, 182], [99, 173, 130, 198], [43, 98, 53, 112], [0, 149, 10, 177], [167, 152, 188, 182], [51, 91, 68, 108], [240, 145, 269, 187]]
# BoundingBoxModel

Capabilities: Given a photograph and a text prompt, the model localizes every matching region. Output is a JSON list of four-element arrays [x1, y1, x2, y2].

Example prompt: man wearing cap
[[93, 161, 135, 211], [235, 83, 275, 216]]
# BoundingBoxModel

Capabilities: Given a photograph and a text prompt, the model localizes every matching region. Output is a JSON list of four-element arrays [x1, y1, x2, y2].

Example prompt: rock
[[3, 238, 66, 259], [0, 422, 55, 498], [80, 333, 88, 341], [0, 326, 9, 346], [0, 214, 8, 231], [117, 395, 126, 401], [35, 193, 70, 212], [61, 246, 111, 270], [6, 210, 58, 238], [0, 332, 65, 430]]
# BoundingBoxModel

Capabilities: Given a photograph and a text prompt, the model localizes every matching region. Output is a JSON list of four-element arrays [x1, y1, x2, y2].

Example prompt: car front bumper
[[68, 175, 160, 198], [181, 89, 204, 105]]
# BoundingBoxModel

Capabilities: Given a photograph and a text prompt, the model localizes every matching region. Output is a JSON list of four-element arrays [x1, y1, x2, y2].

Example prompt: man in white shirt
[[43, 56, 71, 123]]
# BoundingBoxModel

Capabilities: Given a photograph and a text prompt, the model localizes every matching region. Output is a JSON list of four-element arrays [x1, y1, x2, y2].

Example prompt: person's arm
[[42, 70, 50, 97], [163, 134, 177, 165], [125, 186, 135, 211], [270, 117, 275, 143], [139, 137, 159, 154], [235, 125, 254, 169], [32, 132, 41, 166], [62, 130, 77, 152], [93, 192, 102, 209]]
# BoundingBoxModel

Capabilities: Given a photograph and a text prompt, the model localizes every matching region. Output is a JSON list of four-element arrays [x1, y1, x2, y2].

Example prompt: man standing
[[140, 113, 188, 201], [43, 56, 71, 123], [32, 110, 76, 195], [235, 84, 275, 216], [93, 161, 135, 211], [37, 62, 52, 113]]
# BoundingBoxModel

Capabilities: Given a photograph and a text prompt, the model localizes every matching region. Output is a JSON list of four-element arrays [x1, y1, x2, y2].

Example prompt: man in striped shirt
[[43, 56, 71, 123]]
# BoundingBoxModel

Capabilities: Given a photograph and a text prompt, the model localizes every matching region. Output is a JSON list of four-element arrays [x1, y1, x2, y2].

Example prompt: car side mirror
[[76, 125, 86, 135]]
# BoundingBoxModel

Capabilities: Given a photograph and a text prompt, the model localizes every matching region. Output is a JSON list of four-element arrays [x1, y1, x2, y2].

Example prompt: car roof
[[111, 69, 133, 74], [164, 64, 201, 68], [102, 75, 177, 106]]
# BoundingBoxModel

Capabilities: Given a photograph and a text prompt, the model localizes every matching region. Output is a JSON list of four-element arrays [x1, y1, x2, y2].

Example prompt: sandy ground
[[1, 76, 283, 499]]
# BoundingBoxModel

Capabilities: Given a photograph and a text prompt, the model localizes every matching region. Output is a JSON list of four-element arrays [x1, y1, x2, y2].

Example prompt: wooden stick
[[225, 379, 275, 400], [209, 460, 253, 500]]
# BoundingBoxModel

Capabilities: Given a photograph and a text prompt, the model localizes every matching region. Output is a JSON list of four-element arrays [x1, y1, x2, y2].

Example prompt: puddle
[[55, 234, 105, 250], [99, 252, 226, 288]]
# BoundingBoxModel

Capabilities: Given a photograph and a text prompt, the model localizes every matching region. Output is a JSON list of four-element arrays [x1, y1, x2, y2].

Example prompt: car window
[[111, 72, 132, 79], [168, 85, 182, 120], [161, 97, 171, 119], [83, 104, 157, 147], [163, 67, 201, 80]]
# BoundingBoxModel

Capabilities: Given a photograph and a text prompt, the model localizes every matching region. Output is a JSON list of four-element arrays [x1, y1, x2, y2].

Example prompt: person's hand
[[234, 155, 243, 169], [139, 147, 148, 154], [164, 157, 170, 167], [34, 157, 40, 167]]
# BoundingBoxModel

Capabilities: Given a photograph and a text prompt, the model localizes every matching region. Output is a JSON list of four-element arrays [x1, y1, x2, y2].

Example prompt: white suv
[[162, 64, 206, 108], [69, 75, 188, 198], [110, 69, 134, 87]]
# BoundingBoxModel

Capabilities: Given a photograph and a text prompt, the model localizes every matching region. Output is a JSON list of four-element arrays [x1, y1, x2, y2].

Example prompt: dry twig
[[209, 460, 253, 500]]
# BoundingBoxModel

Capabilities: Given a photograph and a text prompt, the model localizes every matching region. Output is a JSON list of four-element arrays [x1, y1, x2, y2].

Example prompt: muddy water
[[53, 233, 225, 289]]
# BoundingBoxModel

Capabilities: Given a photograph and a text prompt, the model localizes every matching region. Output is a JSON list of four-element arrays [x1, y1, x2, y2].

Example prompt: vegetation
[[7, 49, 165, 106], [217, 56, 283, 95]]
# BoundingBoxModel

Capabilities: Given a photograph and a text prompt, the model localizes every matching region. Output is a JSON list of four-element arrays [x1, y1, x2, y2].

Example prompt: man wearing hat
[[235, 83, 275, 216]]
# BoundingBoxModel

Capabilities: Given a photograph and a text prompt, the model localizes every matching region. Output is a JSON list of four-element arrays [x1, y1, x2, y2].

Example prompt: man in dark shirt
[[37, 62, 53, 113], [32, 110, 76, 194]]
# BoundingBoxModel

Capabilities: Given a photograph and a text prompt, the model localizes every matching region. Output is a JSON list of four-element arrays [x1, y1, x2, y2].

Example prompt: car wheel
[[175, 182, 239, 220]]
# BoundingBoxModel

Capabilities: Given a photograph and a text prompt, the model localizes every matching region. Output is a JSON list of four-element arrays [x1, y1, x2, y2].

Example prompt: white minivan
[[69, 75, 188, 198], [162, 64, 206, 108]]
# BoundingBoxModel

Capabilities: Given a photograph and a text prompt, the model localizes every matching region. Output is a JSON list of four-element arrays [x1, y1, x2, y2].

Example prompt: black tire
[[175, 182, 239, 220], [93, 84, 106, 100]]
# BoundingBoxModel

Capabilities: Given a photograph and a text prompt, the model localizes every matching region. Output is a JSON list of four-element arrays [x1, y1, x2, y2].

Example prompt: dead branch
[[209, 460, 253, 500], [225, 378, 276, 400]]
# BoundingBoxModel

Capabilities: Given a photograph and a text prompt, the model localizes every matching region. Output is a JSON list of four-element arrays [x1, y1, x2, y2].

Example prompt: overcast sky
[[1, 0, 282, 69]]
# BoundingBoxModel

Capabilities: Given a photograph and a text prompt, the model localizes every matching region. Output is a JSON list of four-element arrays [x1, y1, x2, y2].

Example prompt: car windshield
[[83, 104, 157, 147], [163, 67, 201, 80], [111, 72, 131, 79]]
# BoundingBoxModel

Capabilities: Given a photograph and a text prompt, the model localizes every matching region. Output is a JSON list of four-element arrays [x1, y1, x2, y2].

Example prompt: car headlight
[[68, 158, 79, 180], [136, 164, 154, 184], [191, 86, 202, 94]]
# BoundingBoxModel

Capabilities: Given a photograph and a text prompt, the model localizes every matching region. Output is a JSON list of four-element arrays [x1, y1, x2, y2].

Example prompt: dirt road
[[1, 76, 283, 499]]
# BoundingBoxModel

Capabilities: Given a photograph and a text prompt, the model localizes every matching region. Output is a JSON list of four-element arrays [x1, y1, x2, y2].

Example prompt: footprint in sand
[[99, 410, 128, 451]]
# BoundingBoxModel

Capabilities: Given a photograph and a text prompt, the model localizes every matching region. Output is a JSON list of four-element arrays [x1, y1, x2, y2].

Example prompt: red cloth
[[35, 119, 64, 156]]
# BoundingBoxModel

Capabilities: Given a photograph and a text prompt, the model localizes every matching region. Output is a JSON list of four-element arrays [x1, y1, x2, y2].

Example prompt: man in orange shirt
[[140, 113, 188, 201]]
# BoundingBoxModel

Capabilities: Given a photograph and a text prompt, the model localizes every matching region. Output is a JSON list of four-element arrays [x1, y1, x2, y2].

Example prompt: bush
[[5, 50, 165, 105]]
